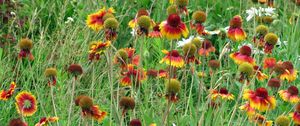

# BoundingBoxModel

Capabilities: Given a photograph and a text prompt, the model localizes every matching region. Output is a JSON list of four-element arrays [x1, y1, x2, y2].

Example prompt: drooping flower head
[[243, 87, 276, 112], [88, 41, 111, 61], [160, 50, 184, 68], [210, 88, 234, 101], [129, 119, 142, 126], [160, 14, 189, 40], [254, 66, 268, 81], [114, 48, 140, 69], [227, 15, 247, 42], [165, 79, 181, 102], [275, 115, 290, 126], [149, 22, 162, 38], [267, 78, 281, 89], [35, 117, 59, 126], [264, 33, 278, 54], [229, 45, 256, 65], [120, 96, 135, 115], [198, 39, 215, 56], [104, 18, 119, 41], [191, 11, 206, 35], [18, 38, 34, 60], [120, 64, 146, 87], [8, 118, 28, 126], [277, 61, 298, 82], [0, 82, 16, 100], [68, 64, 83, 79], [15, 91, 37, 116], [279, 86, 300, 104], [254, 25, 269, 47], [44, 68, 57, 86], [86, 7, 115, 31], [208, 60, 220, 70]]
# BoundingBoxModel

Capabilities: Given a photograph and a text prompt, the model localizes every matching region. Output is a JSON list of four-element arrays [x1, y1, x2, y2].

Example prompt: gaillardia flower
[[35, 117, 59, 126], [137, 15, 152, 36], [277, 61, 298, 82], [183, 43, 199, 64], [227, 15, 247, 42], [238, 62, 254, 83], [68, 64, 83, 79], [114, 48, 140, 69], [120, 64, 146, 87], [120, 96, 135, 115], [243, 87, 276, 112], [165, 79, 181, 102], [149, 23, 162, 38], [239, 102, 256, 116], [210, 88, 234, 101], [250, 114, 273, 126], [263, 57, 276, 69], [191, 11, 206, 35], [86, 7, 115, 31], [160, 14, 189, 40], [44, 68, 57, 86], [175, 0, 188, 15], [160, 50, 184, 68], [129, 119, 142, 126], [267, 78, 281, 89], [18, 38, 34, 61], [208, 60, 220, 70], [104, 18, 119, 41], [8, 118, 28, 126], [198, 39, 215, 56], [88, 41, 111, 61], [128, 9, 149, 29], [253, 25, 269, 47], [275, 115, 290, 126], [278, 86, 300, 104], [290, 104, 300, 125], [264, 33, 278, 54], [254, 66, 268, 81], [229, 45, 256, 65], [15, 91, 37, 116], [0, 82, 16, 100]]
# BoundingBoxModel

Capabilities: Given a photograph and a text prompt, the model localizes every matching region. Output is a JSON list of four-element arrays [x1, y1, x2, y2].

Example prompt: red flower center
[[239, 46, 252, 56], [282, 61, 294, 70], [230, 16, 242, 28], [169, 50, 180, 57], [267, 78, 281, 88], [167, 14, 181, 27], [255, 88, 269, 99], [153, 24, 160, 31], [219, 88, 228, 94], [288, 86, 299, 95], [202, 40, 212, 49]]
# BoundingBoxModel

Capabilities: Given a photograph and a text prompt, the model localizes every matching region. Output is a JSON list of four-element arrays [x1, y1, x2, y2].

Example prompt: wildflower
[[15, 91, 37, 116], [137, 15, 152, 36], [191, 11, 206, 35], [120, 96, 135, 115], [278, 61, 298, 82], [198, 39, 215, 56], [191, 37, 202, 49], [160, 14, 189, 40], [278, 86, 300, 104], [86, 7, 115, 31], [165, 79, 181, 102], [267, 78, 281, 89], [88, 41, 111, 61], [128, 9, 149, 29], [114, 48, 140, 69], [291, 104, 300, 125], [129, 119, 142, 126], [149, 22, 162, 38], [243, 87, 276, 112], [263, 57, 276, 69], [230, 45, 256, 65], [253, 25, 269, 47], [177, 35, 203, 47], [239, 102, 256, 116], [264, 33, 278, 54], [159, 69, 168, 78], [8, 118, 28, 126], [175, 0, 188, 15], [104, 18, 119, 41], [160, 50, 184, 68], [35, 117, 59, 126], [250, 114, 273, 126], [18, 38, 34, 60], [210, 88, 234, 100], [183, 43, 199, 64], [208, 60, 220, 70], [120, 64, 146, 87], [275, 115, 290, 126], [227, 15, 247, 42], [167, 5, 179, 15], [0, 82, 16, 100], [245, 7, 276, 22], [254, 66, 268, 81], [44, 68, 57, 86], [238, 62, 254, 81], [68, 64, 83, 79]]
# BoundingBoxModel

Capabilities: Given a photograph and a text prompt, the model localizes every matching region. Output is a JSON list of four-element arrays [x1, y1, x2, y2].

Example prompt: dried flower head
[[19, 38, 33, 50], [44, 68, 57, 77], [238, 62, 253, 75], [167, 5, 178, 15], [255, 25, 269, 36], [119, 96, 135, 110], [68, 64, 83, 76], [78, 95, 94, 110], [129, 119, 142, 126], [191, 38, 202, 48], [192, 11, 206, 23], [183, 43, 196, 56], [262, 16, 274, 24], [264, 33, 278, 45], [275, 115, 290, 126], [8, 118, 27, 126], [165, 79, 181, 94], [268, 78, 281, 88], [208, 60, 220, 69], [230, 15, 242, 28], [175, 0, 188, 7]]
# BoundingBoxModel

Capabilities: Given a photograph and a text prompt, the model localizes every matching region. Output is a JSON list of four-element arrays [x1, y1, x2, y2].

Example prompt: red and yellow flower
[[254, 66, 268, 81], [290, 104, 300, 125], [191, 11, 206, 35], [229, 45, 256, 65], [15, 91, 37, 116], [128, 9, 149, 29], [210, 88, 234, 101], [250, 114, 273, 126], [114, 48, 140, 69], [277, 61, 298, 82], [0, 82, 16, 100], [198, 39, 215, 56], [239, 102, 256, 116], [160, 14, 189, 40], [149, 23, 162, 38], [89, 41, 111, 61], [263, 57, 276, 69], [279, 86, 300, 103], [243, 88, 276, 112], [227, 15, 247, 42], [35, 117, 59, 126], [82, 105, 107, 122], [120, 64, 146, 87], [160, 50, 184, 68], [86, 7, 115, 31]]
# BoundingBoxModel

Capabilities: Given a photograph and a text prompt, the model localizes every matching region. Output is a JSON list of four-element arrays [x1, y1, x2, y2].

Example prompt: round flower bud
[[104, 18, 119, 29], [192, 11, 206, 23], [165, 79, 181, 94], [167, 5, 178, 15], [208, 60, 220, 69], [264, 33, 278, 45], [19, 38, 33, 50], [175, 0, 188, 7], [191, 38, 202, 48], [275, 115, 290, 126], [267, 78, 281, 88], [68, 64, 83, 76], [45, 68, 57, 77], [103, 13, 115, 21], [255, 25, 269, 36], [137, 15, 151, 29], [119, 96, 135, 110], [183, 43, 196, 56], [238, 62, 253, 75]]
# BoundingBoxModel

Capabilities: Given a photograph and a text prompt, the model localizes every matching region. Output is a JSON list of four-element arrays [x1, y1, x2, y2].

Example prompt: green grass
[[0, 0, 299, 125]]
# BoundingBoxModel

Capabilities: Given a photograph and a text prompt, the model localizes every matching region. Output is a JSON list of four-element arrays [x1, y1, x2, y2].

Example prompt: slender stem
[[161, 100, 172, 126], [50, 86, 59, 126], [67, 77, 76, 126]]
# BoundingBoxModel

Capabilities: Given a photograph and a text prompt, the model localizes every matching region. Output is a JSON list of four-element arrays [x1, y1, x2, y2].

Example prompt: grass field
[[1, 0, 300, 125]]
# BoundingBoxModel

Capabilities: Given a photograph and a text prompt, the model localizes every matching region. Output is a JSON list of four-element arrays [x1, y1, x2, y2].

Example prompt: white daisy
[[177, 35, 204, 47]]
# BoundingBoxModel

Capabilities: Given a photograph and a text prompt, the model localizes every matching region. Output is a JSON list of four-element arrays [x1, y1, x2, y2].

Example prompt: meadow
[[0, 0, 300, 125]]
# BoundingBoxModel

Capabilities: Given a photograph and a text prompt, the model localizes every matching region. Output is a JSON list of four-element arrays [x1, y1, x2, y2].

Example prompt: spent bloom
[[44, 68, 58, 86], [18, 38, 34, 61], [88, 41, 111, 61], [191, 10, 206, 35], [165, 79, 181, 102]]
